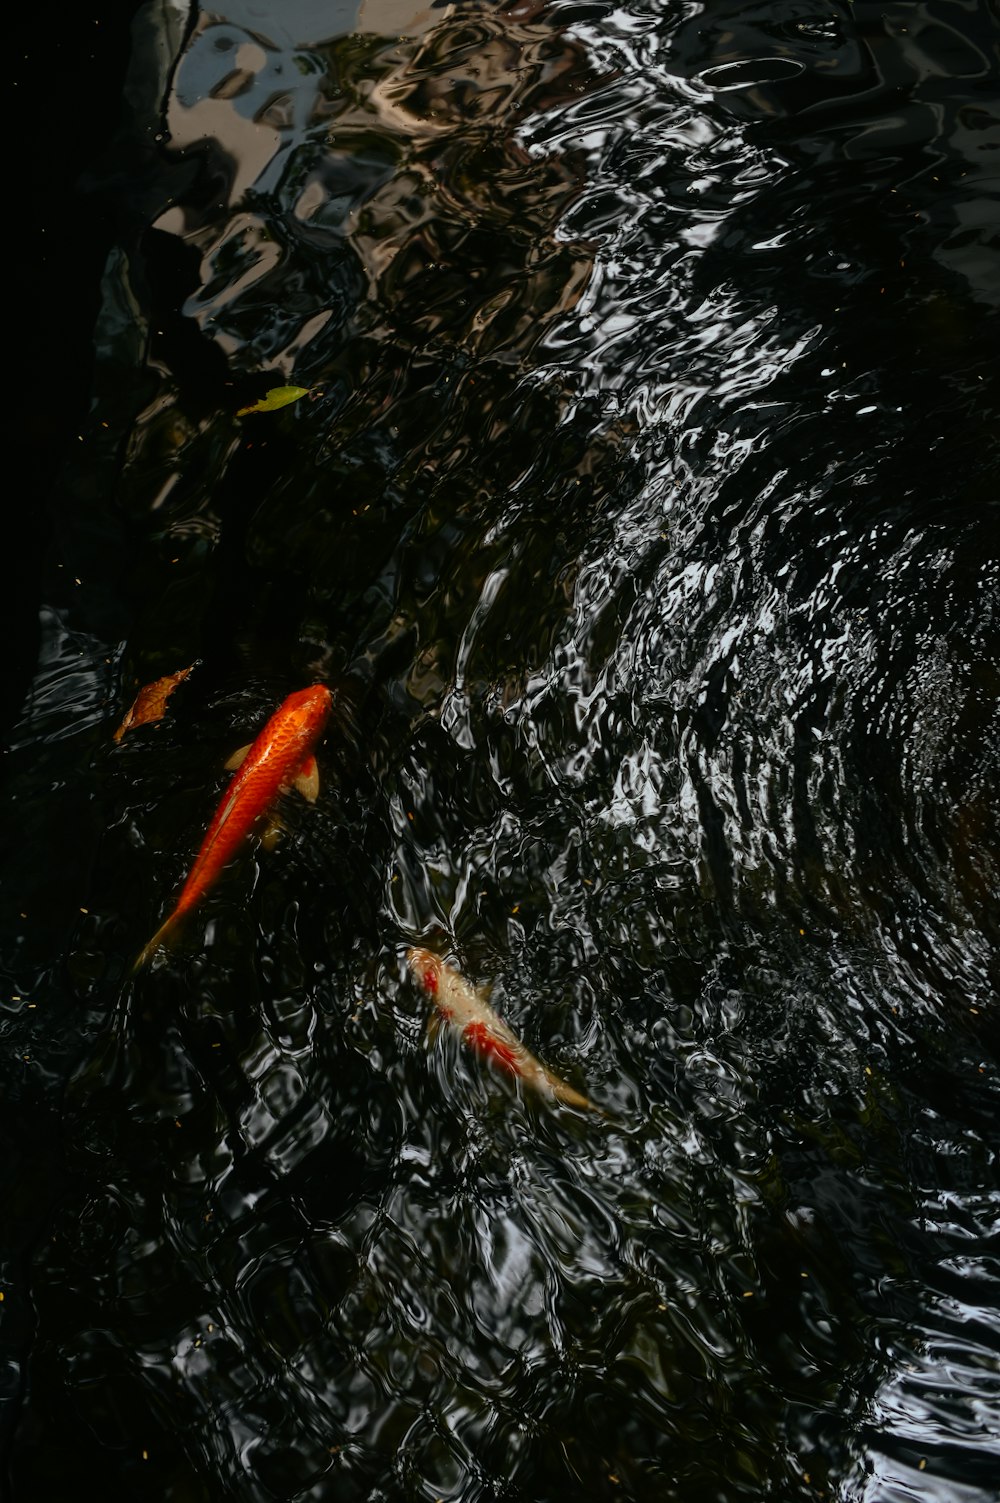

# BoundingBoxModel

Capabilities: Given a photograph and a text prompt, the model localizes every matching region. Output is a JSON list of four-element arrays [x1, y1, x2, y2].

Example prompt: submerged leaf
[[114, 666, 193, 742], [236, 385, 310, 416]]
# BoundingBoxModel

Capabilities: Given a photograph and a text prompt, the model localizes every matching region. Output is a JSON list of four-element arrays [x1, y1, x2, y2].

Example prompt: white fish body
[[406, 947, 597, 1112]]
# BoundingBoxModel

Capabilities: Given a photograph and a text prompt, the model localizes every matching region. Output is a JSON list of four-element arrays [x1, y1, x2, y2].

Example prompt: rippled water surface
[[2, 1, 998, 1499]]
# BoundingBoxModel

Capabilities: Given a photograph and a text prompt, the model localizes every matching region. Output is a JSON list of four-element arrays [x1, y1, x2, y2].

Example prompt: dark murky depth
[[2, 1, 998, 1499]]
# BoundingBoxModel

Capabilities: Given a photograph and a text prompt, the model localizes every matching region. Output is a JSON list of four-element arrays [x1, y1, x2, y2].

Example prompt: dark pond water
[[2, 1, 999, 1499]]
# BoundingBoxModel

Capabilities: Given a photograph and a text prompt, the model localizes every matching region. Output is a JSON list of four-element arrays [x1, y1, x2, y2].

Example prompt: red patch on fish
[[463, 1020, 521, 1077]]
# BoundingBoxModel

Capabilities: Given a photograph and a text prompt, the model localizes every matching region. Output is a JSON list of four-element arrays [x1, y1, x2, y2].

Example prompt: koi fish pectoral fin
[[425, 1010, 443, 1047], [292, 754, 320, 802], [224, 743, 252, 772], [259, 816, 285, 852]]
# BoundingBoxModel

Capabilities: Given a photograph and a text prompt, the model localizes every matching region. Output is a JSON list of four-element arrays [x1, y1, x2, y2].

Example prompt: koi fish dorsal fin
[[224, 743, 251, 772], [293, 755, 320, 802]]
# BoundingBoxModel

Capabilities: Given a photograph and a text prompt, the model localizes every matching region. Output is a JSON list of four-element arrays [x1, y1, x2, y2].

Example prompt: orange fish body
[[136, 684, 332, 968], [407, 947, 597, 1112]]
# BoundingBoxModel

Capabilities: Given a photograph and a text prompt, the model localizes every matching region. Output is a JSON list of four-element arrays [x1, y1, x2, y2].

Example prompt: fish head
[[406, 947, 441, 997], [281, 683, 334, 732]]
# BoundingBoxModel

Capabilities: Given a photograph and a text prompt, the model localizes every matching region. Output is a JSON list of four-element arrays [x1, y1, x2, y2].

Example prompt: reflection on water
[[2, 0, 998, 1499]]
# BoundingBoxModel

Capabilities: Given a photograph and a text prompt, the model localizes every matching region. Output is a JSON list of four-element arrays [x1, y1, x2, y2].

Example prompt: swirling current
[[2, 1, 998, 1500]]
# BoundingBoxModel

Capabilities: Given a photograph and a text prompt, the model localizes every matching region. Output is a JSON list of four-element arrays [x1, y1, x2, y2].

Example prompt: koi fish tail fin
[[547, 1071, 603, 1115], [133, 912, 181, 973]]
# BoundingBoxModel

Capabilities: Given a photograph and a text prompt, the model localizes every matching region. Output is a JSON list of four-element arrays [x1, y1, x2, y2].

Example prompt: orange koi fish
[[407, 947, 598, 1112], [135, 684, 333, 969]]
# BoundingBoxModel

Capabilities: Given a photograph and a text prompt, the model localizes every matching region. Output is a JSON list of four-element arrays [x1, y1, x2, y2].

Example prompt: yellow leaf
[[236, 385, 310, 416]]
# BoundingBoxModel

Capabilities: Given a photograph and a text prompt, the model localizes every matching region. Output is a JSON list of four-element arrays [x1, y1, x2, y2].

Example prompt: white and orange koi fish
[[407, 946, 598, 1112]]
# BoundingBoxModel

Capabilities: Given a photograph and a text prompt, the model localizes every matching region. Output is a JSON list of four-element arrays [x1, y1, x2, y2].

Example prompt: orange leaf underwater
[[113, 666, 194, 742]]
